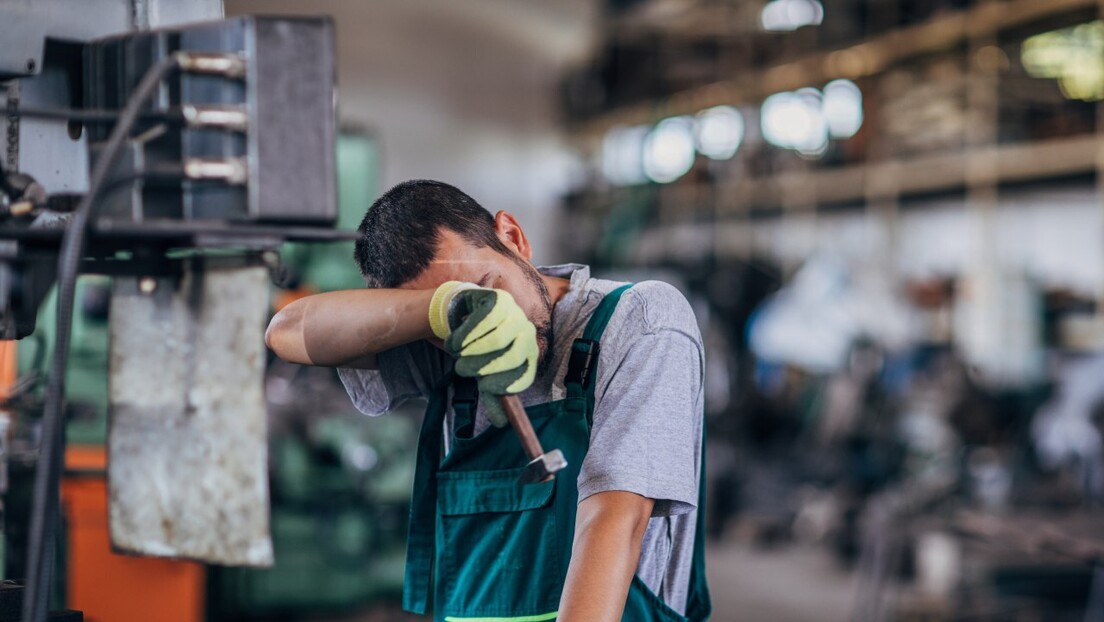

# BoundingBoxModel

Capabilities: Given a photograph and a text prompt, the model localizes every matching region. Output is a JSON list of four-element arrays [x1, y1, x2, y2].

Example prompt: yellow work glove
[[428, 281, 539, 427]]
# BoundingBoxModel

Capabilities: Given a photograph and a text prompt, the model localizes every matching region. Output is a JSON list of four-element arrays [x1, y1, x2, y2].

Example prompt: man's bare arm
[[557, 491, 655, 622], [265, 289, 436, 368]]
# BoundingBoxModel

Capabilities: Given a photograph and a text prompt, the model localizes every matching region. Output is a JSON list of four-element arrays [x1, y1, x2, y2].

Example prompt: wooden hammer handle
[[498, 394, 544, 460]]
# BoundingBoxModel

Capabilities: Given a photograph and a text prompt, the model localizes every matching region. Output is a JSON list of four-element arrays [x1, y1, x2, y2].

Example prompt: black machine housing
[[0, 15, 345, 339], [84, 16, 337, 225]]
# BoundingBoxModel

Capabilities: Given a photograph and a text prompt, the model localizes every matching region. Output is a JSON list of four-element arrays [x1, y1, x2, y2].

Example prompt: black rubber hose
[[22, 56, 179, 622], [0, 104, 177, 124]]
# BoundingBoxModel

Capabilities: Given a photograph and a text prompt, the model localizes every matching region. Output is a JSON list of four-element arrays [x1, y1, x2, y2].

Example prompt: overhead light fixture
[[822, 79, 863, 138], [696, 106, 745, 160], [643, 117, 697, 184], [601, 125, 650, 186], [760, 0, 824, 32], [761, 89, 828, 157], [1022, 20, 1104, 102]]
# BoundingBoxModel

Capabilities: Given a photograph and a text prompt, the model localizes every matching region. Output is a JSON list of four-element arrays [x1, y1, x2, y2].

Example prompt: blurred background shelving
[[554, 1, 1104, 620]]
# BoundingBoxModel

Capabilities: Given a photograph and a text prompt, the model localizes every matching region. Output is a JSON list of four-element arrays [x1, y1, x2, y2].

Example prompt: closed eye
[[477, 272, 492, 287]]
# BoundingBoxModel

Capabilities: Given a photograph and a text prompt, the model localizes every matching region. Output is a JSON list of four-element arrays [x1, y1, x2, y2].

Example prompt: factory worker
[[266, 180, 710, 622]]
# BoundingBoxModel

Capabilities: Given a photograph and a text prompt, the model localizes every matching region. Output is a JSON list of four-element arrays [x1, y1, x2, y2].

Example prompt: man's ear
[[494, 211, 532, 261]]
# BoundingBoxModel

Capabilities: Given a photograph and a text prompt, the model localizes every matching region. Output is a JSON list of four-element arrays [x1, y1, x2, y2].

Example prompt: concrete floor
[[705, 541, 859, 622], [319, 540, 860, 621]]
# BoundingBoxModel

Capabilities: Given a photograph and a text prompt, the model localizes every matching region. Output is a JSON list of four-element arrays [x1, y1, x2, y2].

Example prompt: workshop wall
[[225, 0, 600, 265]]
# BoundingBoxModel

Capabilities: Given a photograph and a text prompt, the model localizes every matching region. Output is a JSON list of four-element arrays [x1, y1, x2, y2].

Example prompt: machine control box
[[84, 16, 337, 225]]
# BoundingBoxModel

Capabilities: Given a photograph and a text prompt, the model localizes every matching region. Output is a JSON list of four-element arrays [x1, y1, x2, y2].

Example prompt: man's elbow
[[264, 318, 278, 351], [265, 304, 306, 362]]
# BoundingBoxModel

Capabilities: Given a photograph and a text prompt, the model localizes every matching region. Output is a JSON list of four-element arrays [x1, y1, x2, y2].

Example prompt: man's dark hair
[[354, 180, 511, 287]]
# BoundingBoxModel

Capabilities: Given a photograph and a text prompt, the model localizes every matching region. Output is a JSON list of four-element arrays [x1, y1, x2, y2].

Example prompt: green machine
[[9, 131, 417, 619], [279, 131, 380, 294]]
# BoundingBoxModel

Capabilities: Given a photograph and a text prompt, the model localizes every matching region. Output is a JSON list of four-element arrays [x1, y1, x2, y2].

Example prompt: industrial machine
[[0, 3, 346, 620]]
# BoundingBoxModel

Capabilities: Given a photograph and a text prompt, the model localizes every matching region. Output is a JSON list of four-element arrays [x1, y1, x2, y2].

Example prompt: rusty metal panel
[[107, 262, 273, 566]]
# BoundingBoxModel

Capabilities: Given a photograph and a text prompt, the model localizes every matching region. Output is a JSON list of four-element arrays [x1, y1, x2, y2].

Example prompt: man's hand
[[429, 281, 538, 426], [558, 491, 655, 622]]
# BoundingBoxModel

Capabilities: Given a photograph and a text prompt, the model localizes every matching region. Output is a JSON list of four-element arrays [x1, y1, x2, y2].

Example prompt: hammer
[[447, 302, 567, 484], [497, 394, 568, 484]]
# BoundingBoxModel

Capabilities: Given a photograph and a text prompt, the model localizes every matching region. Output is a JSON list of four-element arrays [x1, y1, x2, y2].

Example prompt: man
[[266, 180, 710, 622]]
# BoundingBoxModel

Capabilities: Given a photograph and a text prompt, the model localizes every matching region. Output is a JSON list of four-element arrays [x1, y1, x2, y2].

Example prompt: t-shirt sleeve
[[337, 340, 451, 416], [577, 281, 704, 517]]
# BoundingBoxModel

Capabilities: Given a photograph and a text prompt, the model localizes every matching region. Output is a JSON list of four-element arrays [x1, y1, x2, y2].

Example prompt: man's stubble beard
[[512, 256, 555, 376]]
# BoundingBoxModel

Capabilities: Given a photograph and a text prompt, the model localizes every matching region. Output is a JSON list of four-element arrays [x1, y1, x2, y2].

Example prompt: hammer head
[[519, 449, 568, 484]]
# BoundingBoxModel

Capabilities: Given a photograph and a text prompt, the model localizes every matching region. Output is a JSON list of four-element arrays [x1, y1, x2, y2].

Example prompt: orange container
[[61, 446, 205, 622]]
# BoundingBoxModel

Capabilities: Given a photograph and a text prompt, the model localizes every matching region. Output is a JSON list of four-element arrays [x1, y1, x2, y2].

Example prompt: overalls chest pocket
[[436, 467, 561, 619]]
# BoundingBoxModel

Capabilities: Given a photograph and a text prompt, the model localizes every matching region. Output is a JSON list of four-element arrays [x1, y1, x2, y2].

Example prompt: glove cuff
[[428, 281, 480, 340]]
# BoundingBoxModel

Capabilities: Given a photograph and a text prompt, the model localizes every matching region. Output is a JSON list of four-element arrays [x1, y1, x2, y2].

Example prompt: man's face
[[402, 228, 554, 371]]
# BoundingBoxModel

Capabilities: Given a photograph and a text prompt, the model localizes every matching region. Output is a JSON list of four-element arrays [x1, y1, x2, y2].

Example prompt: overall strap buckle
[[564, 339, 600, 389], [451, 376, 479, 438], [452, 376, 478, 405]]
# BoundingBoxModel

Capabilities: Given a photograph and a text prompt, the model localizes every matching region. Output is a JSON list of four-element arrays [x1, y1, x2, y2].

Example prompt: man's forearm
[[558, 491, 655, 622], [265, 288, 436, 367]]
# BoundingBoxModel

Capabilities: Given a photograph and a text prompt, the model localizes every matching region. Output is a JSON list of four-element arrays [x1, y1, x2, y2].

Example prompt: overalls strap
[[565, 284, 634, 420], [403, 375, 477, 614]]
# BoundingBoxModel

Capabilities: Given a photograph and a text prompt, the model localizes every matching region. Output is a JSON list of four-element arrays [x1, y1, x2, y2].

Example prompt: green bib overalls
[[402, 285, 712, 622]]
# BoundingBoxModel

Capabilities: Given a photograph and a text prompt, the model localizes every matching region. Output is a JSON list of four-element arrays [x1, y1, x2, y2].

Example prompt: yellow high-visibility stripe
[[444, 611, 558, 622]]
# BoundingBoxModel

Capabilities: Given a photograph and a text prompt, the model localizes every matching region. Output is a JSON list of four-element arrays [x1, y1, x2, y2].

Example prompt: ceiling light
[[696, 106, 745, 160], [822, 79, 863, 138], [643, 117, 697, 184], [601, 125, 650, 186], [1022, 20, 1104, 102], [760, 0, 824, 32], [761, 89, 828, 157]]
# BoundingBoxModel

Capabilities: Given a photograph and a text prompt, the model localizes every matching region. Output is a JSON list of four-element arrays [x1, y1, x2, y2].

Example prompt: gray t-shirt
[[338, 263, 704, 614]]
